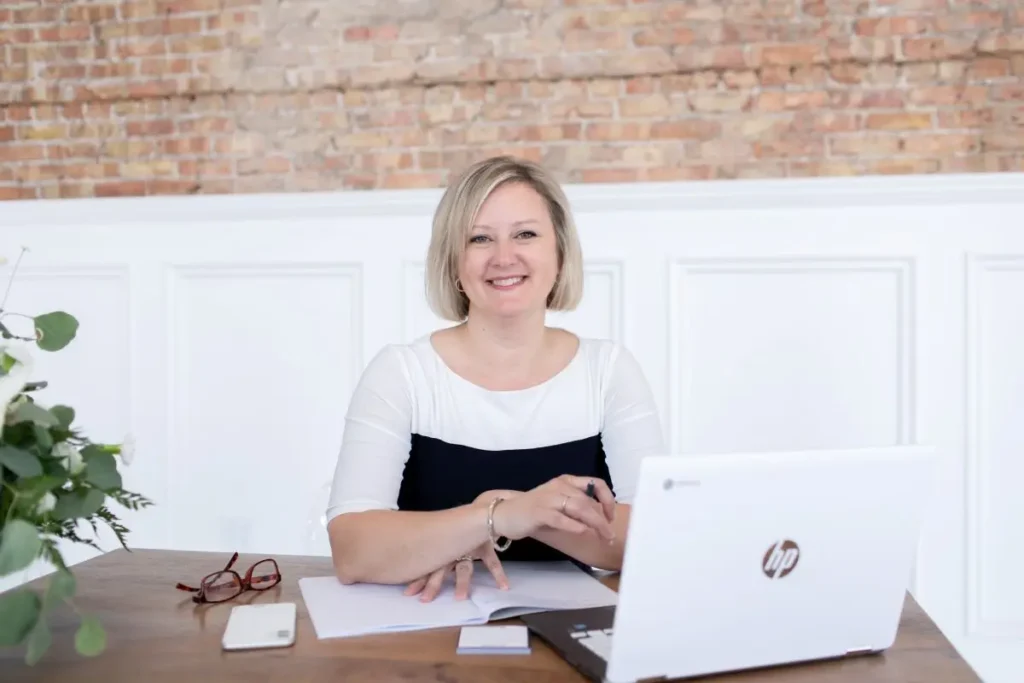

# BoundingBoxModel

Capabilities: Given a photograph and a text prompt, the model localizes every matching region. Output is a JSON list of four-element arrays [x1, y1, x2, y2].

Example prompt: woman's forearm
[[531, 504, 632, 571], [327, 501, 493, 585]]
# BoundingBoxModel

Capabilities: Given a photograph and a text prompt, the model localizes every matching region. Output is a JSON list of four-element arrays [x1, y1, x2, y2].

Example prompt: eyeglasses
[[175, 552, 282, 604]]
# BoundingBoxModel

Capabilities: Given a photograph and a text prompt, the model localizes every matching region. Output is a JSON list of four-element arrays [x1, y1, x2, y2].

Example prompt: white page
[[298, 576, 485, 639], [469, 561, 618, 619]]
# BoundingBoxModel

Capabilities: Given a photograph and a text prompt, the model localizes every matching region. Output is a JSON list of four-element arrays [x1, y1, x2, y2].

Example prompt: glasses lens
[[202, 571, 242, 602], [250, 560, 280, 590]]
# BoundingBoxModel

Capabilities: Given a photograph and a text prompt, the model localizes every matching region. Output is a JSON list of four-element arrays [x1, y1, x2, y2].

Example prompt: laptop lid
[[603, 445, 938, 683]]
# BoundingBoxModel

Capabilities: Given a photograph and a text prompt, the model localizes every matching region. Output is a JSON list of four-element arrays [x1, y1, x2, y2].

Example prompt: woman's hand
[[403, 540, 509, 602], [490, 475, 617, 543]]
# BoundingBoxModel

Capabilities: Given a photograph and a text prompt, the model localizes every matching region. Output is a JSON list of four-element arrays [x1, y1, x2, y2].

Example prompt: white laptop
[[521, 444, 938, 683]]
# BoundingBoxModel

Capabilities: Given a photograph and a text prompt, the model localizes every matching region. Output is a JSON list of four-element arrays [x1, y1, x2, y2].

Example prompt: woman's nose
[[492, 237, 517, 264]]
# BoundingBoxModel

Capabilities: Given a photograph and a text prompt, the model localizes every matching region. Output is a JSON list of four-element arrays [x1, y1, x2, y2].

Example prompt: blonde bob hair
[[425, 155, 584, 322]]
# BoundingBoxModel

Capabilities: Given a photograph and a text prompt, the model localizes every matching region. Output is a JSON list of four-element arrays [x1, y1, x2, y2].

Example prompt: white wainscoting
[[1, 172, 1023, 681]]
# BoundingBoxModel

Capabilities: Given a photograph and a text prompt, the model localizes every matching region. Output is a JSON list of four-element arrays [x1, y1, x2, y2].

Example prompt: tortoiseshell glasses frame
[[175, 552, 281, 604]]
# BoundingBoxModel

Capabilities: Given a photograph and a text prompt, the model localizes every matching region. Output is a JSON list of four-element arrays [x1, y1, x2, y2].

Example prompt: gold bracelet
[[487, 497, 511, 552]]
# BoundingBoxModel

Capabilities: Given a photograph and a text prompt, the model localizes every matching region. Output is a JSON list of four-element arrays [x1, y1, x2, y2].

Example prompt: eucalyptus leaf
[[75, 616, 106, 657], [0, 520, 42, 575], [25, 617, 51, 665], [15, 475, 66, 499], [33, 311, 78, 352], [33, 424, 53, 451], [0, 446, 42, 478], [0, 590, 41, 646], [9, 401, 58, 428], [39, 456, 69, 479], [80, 444, 105, 460], [50, 405, 74, 429], [44, 569, 76, 606], [84, 452, 121, 490], [53, 488, 105, 520]]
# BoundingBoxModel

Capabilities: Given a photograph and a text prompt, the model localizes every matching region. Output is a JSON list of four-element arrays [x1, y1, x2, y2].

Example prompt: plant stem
[[0, 246, 28, 313], [2, 480, 20, 525]]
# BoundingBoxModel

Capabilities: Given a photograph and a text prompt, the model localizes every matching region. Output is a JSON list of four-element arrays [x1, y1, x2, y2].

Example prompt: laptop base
[[523, 606, 616, 683]]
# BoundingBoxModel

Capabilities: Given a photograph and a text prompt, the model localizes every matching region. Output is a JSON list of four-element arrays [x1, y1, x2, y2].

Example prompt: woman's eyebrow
[[471, 219, 540, 229]]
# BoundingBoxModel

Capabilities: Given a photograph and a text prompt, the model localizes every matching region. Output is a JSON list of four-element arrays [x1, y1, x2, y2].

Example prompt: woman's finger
[[453, 558, 474, 600], [543, 508, 589, 534], [404, 576, 428, 596], [558, 492, 615, 540], [590, 479, 617, 521], [419, 565, 449, 603], [560, 475, 616, 521], [479, 546, 509, 590]]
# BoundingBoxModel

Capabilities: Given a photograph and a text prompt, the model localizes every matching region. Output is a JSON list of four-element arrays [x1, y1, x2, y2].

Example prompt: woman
[[325, 155, 665, 603]]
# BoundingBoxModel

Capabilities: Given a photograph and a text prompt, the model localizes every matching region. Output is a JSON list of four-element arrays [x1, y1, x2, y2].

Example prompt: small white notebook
[[457, 625, 530, 655], [298, 561, 617, 639]]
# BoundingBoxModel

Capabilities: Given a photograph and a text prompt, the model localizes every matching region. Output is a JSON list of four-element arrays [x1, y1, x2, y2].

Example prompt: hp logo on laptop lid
[[762, 540, 800, 579]]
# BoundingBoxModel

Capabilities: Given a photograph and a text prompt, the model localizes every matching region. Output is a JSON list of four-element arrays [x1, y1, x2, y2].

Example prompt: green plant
[[0, 249, 154, 664]]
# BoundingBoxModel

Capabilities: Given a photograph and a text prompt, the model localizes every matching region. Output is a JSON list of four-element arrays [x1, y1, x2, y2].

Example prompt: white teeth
[[491, 277, 523, 287]]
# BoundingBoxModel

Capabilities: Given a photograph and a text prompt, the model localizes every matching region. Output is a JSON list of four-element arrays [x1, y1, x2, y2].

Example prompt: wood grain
[[0, 549, 981, 682]]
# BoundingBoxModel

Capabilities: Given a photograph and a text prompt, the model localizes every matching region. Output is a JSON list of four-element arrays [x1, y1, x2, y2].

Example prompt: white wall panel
[[966, 255, 1024, 638], [166, 264, 361, 556], [669, 258, 914, 455]]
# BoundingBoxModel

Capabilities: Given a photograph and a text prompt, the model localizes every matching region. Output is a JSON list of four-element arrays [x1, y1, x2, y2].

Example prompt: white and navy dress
[[325, 334, 666, 562]]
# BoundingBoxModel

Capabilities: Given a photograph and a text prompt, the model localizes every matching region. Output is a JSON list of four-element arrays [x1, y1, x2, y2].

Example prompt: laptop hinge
[[845, 646, 873, 656]]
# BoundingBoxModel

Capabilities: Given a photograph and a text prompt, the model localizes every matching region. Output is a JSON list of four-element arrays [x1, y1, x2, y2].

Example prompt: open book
[[298, 561, 618, 639]]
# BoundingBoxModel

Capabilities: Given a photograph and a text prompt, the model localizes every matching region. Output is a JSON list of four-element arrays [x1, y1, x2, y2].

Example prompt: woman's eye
[[516, 231, 537, 239], [469, 235, 489, 243]]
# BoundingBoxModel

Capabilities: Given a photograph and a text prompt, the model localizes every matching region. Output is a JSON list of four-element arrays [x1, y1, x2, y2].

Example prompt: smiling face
[[457, 181, 560, 321]]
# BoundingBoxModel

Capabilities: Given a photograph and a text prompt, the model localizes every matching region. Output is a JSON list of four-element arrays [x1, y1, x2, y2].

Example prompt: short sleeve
[[601, 345, 666, 504], [325, 345, 413, 522]]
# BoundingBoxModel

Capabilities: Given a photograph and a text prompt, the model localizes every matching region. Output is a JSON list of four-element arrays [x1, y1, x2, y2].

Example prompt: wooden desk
[[1, 549, 980, 682]]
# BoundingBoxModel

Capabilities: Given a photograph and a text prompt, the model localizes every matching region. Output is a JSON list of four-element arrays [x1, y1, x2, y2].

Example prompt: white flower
[[120, 434, 135, 466], [53, 441, 84, 475], [0, 342, 33, 432], [35, 492, 56, 515]]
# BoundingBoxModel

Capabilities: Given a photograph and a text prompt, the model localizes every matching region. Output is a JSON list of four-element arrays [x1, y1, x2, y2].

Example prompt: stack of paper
[[297, 561, 618, 640], [457, 625, 531, 655]]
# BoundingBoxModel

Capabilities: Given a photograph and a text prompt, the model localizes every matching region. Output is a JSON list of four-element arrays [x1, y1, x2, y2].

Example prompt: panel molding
[[5, 173, 1023, 228], [163, 262, 363, 547], [965, 254, 1024, 638], [577, 259, 626, 343], [401, 261, 432, 344], [668, 256, 917, 454]]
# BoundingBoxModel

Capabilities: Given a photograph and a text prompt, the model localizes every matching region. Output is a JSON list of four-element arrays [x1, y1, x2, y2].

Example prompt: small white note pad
[[457, 625, 531, 655]]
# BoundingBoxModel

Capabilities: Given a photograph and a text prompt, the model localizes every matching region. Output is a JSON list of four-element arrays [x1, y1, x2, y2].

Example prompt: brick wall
[[1, 0, 1022, 201]]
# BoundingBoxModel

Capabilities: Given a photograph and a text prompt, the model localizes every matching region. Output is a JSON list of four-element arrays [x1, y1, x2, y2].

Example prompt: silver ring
[[456, 555, 473, 563], [561, 495, 569, 513]]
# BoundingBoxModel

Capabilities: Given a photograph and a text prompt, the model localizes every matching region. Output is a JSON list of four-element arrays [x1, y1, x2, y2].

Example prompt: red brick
[[757, 43, 825, 66], [830, 134, 902, 157], [855, 16, 932, 36], [903, 133, 980, 155], [900, 36, 976, 62], [95, 181, 148, 197], [866, 113, 934, 130], [867, 159, 941, 175], [0, 186, 37, 200]]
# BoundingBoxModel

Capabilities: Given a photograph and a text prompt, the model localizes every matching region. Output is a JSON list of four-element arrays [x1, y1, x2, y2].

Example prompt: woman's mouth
[[487, 276, 527, 291]]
